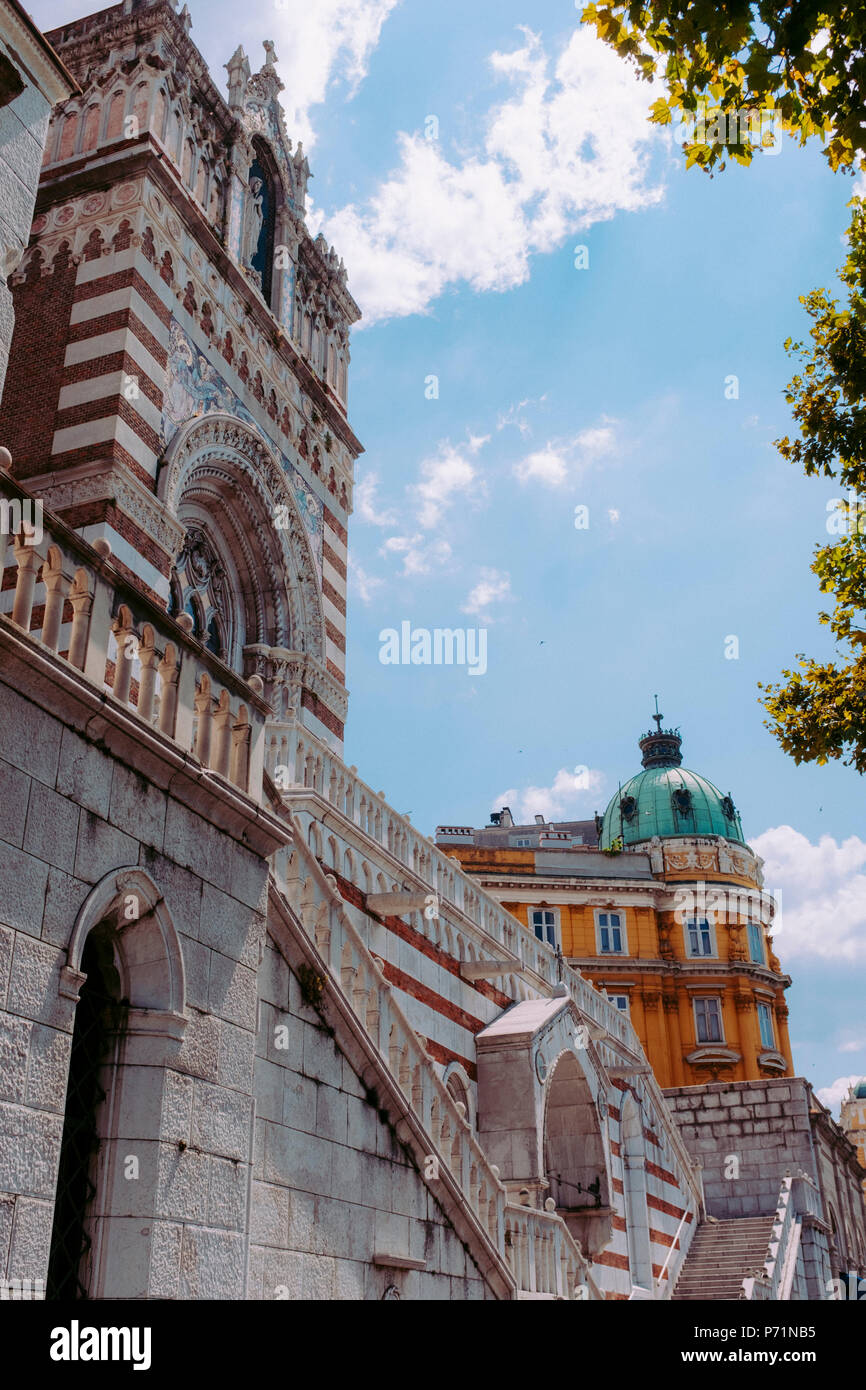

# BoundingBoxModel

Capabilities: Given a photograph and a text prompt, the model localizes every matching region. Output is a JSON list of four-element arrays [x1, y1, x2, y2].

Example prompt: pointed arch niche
[[159, 413, 325, 676], [53, 867, 187, 1300], [247, 135, 283, 310]]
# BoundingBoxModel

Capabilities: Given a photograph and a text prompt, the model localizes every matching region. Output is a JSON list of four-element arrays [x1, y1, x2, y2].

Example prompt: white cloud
[[413, 442, 482, 527], [347, 555, 383, 603], [494, 766, 605, 822], [272, 0, 401, 148], [513, 421, 618, 488], [317, 26, 664, 322], [816, 1075, 862, 1117], [462, 568, 512, 621], [513, 445, 569, 487], [355, 471, 397, 526], [839, 1038, 866, 1054], [380, 533, 452, 576], [497, 395, 548, 436], [749, 825, 866, 961], [608, 508, 621, 524]]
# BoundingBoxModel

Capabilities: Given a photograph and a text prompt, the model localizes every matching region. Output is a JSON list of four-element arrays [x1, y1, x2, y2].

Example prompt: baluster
[[365, 985, 379, 1047], [194, 671, 213, 763], [212, 688, 232, 775], [11, 530, 42, 630], [157, 642, 179, 736], [40, 547, 67, 652], [111, 604, 136, 704], [231, 704, 251, 790]]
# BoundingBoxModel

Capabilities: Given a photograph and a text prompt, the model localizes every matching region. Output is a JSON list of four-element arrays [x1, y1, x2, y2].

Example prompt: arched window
[[182, 138, 194, 187], [246, 136, 280, 309], [169, 526, 231, 662], [132, 83, 149, 141], [58, 111, 77, 160], [80, 105, 100, 153], [105, 90, 125, 142], [209, 175, 222, 226], [153, 89, 168, 141], [47, 926, 126, 1299]]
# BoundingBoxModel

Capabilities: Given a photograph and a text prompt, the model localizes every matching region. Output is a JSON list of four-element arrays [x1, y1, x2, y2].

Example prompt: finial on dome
[[639, 698, 683, 769]]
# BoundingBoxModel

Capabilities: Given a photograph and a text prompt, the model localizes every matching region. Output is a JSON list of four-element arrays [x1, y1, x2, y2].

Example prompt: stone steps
[[672, 1216, 776, 1300]]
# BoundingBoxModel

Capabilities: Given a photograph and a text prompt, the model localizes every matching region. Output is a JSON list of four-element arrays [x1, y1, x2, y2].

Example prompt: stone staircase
[[672, 1217, 776, 1300]]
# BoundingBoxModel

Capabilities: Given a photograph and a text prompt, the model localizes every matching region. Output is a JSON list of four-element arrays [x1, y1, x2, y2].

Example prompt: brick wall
[[1, 256, 78, 474]]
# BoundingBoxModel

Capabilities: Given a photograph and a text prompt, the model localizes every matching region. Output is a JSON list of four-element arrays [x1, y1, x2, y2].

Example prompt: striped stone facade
[[0, 0, 357, 752]]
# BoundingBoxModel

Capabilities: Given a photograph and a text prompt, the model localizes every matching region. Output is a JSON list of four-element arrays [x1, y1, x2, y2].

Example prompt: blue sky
[[31, 0, 866, 1111]]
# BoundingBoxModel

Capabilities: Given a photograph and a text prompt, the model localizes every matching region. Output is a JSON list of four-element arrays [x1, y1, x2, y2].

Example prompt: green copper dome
[[598, 706, 745, 849], [854, 1080, 866, 1100]]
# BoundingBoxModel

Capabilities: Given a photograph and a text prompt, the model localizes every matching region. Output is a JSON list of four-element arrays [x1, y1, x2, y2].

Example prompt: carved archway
[[64, 866, 186, 1027], [159, 413, 325, 670]]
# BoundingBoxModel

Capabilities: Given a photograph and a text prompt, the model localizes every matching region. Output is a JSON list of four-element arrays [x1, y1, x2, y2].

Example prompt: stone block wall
[[250, 936, 493, 1300], [663, 1078, 816, 1218], [0, 670, 497, 1298], [0, 673, 271, 1297]]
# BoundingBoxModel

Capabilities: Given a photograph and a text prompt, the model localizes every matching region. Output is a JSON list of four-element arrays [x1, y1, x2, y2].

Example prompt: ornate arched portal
[[159, 413, 325, 675]]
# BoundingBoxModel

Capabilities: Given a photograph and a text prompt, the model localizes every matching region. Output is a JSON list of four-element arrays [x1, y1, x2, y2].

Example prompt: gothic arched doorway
[[47, 926, 127, 1299]]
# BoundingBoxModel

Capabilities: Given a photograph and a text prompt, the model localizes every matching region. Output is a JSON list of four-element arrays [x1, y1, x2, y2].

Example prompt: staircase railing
[[742, 1171, 820, 1301], [656, 1201, 697, 1298], [272, 833, 599, 1299], [276, 719, 705, 1219]]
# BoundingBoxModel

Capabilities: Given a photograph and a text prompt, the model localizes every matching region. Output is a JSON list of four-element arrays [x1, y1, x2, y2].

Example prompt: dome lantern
[[598, 700, 746, 849], [639, 697, 683, 769]]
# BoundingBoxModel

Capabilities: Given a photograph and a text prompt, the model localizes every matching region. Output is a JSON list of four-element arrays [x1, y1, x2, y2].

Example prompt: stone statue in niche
[[242, 175, 264, 267]]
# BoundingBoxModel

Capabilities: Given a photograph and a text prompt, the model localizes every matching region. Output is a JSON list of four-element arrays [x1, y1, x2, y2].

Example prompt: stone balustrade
[[274, 716, 705, 1223], [504, 1207, 599, 1300], [274, 721, 629, 1025], [274, 832, 600, 1300], [743, 1171, 823, 1301], [0, 474, 268, 802]]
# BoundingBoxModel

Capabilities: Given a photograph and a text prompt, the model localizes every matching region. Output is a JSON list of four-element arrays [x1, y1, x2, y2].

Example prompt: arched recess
[[543, 1050, 610, 1214], [443, 1061, 475, 1129], [158, 413, 325, 671], [620, 1091, 653, 1292], [51, 867, 188, 1299]]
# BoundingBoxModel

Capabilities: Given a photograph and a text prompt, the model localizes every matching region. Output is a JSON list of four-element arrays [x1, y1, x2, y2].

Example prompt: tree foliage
[[581, 1, 866, 173], [759, 198, 866, 771]]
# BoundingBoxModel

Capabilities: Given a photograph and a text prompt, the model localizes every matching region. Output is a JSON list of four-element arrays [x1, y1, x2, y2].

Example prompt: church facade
[[0, 0, 863, 1302]]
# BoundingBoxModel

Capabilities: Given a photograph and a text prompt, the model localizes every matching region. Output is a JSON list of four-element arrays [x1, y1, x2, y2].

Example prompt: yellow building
[[842, 1081, 866, 1198], [436, 715, 793, 1090]]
